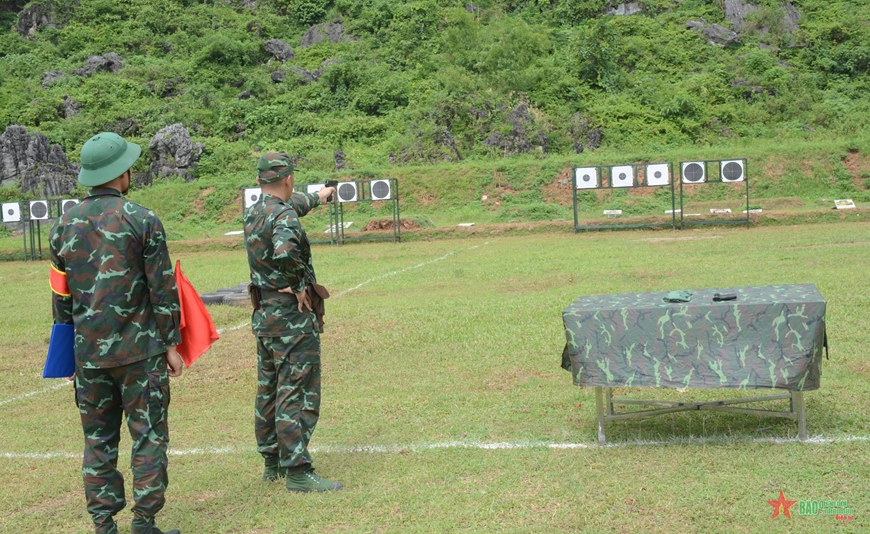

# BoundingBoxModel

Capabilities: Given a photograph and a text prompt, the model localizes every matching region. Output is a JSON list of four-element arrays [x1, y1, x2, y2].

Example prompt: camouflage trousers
[[255, 333, 321, 474], [75, 354, 170, 534]]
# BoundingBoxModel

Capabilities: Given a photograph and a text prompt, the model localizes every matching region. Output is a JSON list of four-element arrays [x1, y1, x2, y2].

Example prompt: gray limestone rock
[[724, 0, 758, 32], [271, 70, 286, 83], [0, 125, 80, 196], [139, 124, 204, 186], [73, 54, 125, 77], [60, 96, 80, 118], [300, 20, 355, 49], [42, 70, 65, 88], [17, 2, 54, 37], [686, 19, 739, 47], [236, 90, 253, 100], [607, 2, 642, 16], [334, 149, 347, 171], [264, 39, 295, 62]]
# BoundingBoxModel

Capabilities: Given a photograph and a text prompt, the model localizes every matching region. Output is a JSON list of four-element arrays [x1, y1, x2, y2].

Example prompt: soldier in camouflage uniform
[[243, 152, 342, 492], [49, 132, 184, 534]]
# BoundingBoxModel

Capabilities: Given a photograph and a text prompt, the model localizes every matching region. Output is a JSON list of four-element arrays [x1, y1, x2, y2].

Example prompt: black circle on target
[[250, 193, 259, 202], [722, 162, 743, 181], [372, 181, 390, 199], [618, 173, 627, 180], [684, 163, 704, 182], [31, 202, 47, 218], [338, 183, 356, 201], [582, 174, 591, 182], [63, 200, 77, 213], [6, 208, 13, 216], [654, 171, 662, 179]]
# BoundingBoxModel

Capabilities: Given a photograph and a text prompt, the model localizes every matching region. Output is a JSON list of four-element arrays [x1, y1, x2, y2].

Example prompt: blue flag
[[43, 323, 75, 379]]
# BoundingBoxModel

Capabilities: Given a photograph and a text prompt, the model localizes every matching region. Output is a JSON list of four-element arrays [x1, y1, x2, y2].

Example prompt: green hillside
[[1, 0, 869, 237]]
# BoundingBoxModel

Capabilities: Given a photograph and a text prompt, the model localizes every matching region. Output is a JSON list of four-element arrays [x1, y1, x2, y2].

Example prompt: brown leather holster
[[248, 283, 262, 310], [306, 283, 330, 332]]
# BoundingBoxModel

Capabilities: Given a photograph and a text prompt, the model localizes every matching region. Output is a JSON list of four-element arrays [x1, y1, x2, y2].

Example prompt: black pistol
[[323, 180, 338, 202]]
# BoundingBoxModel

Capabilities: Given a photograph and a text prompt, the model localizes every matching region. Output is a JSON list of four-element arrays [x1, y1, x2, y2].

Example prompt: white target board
[[29, 200, 50, 220], [681, 162, 706, 184], [243, 187, 262, 208], [61, 199, 80, 214], [2, 202, 20, 222], [575, 167, 598, 189], [720, 160, 745, 182], [646, 164, 670, 186], [611, 166, 633, 188], [370, 179, 392, 200], [306, 184, 324, 195], [337, 182, 358, 203]]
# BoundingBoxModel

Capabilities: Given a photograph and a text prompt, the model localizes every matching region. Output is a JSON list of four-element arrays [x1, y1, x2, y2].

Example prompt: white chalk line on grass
[[333, 244, 485, 298], [0, 245, 482, 409], [3, 435, 869, 460], [0, 380, 71, 407]]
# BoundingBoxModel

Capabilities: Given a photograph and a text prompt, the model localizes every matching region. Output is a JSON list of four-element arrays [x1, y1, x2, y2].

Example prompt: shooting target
[[243, 187, 262, 208], [575, 167, 598, 190], [720, 160, 745, 182], [611, 165, 633, 188], [645, 164, 670, 186], [681, 162, 705, 183], [306, 184, 324, 195], [337, 182, 358, 203], [2, 202, 20, 222], [61, 199, 79, 214], [370, 180, 392, 200], [29, 200, 49, 220]]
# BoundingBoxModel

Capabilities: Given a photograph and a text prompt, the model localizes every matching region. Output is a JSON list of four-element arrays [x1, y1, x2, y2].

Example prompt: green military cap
[[257, 151, 295, 183], [78, 132, 142, 187]]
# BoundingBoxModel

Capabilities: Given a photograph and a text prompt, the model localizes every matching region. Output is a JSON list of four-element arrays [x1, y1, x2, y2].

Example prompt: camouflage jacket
[[50, 188, 182, 369], [243, 192, 321, 337]]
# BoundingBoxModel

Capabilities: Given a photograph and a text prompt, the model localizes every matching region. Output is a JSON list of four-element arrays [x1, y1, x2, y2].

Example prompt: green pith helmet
[[257, 151, 294, 183], [77, 132, 142, 187]]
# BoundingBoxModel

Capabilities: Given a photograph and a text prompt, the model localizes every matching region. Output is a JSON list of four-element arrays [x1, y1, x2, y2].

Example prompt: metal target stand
[[572, 163, 677, 232], [1, 200, 58, 261], [678, 158, 750, 229], [332, 178, 401, 244]]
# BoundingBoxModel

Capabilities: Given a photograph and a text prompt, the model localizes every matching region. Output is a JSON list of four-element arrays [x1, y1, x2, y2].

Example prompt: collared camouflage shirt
[[50, 187, 182, 369], [243, 192, 321, 337]]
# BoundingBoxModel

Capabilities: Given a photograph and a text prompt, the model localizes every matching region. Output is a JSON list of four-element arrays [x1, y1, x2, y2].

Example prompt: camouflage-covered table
[[561, 284, 827, 443]]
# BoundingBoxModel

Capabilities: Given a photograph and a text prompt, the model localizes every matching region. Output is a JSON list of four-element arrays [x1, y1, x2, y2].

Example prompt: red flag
[[175, 260, 219, 367]]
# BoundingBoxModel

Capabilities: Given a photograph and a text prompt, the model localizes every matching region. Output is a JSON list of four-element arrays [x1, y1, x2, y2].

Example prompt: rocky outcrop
[[724, 0, 758, 32], [17, 3, 52, 36], [725, 1, 801, 42], [60, 96, 80, 119], [271, 70, 286, 83], [264, 39, 295, 62], [686, 18, 739, 47], [607, 2, 642, 16], [334, 149, 348, 171], [73, 53, 124, 77], [136, 124, 204, 186], [300, 19, 355, 49], [482, 105, 549, 156], [286, 60, 339, 84], [0, 125, 79, 197], [41, 70, 65, 88]]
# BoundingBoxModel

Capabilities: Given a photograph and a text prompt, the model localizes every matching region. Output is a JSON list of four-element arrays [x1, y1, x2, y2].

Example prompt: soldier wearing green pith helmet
[[243, 151, 341, 492], [49, 132, 184, 534]]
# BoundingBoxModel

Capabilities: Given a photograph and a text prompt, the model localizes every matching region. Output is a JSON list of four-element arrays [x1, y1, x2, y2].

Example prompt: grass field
[[1, 222, 869, 533]]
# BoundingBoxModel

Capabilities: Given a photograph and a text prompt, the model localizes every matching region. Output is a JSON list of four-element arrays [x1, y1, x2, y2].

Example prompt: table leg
[[792, 391, 807, 440], [595, 386, 606, 445], [605, 387, 614, 416]]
